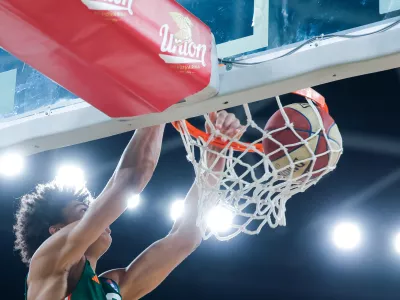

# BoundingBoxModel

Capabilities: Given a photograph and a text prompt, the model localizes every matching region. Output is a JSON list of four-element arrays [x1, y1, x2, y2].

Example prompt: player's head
[[14, 181, 111, 265]]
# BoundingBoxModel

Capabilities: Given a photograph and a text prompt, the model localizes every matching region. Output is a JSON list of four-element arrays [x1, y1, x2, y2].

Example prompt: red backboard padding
[[0, 0, 213, 118]]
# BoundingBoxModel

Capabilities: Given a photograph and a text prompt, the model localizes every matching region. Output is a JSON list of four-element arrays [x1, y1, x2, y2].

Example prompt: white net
[[176, 95, 343, 241]]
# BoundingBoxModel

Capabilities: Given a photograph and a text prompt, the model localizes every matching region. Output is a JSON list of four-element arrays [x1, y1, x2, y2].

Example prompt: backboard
[[1, 0, 400, 156]]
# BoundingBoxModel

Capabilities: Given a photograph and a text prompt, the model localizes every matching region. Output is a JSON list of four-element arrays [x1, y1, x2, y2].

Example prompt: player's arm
[[101, 112, 243, 300], [56, 125, 165, 269]]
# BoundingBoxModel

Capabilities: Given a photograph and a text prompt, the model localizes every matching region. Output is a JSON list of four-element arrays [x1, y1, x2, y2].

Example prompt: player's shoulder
[[30, 221, 80, 274], [27, 255, 86, 300], [35, 221, 80, 253]]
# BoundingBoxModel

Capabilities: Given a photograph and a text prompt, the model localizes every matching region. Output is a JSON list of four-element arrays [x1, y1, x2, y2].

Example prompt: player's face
[[63, 201, 113, 255], [64, 201, 89, 222]]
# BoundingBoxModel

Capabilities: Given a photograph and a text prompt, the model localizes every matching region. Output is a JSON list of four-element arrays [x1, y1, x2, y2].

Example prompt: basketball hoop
[[173, 88, 342, 241], [172, 89, 327, 152]]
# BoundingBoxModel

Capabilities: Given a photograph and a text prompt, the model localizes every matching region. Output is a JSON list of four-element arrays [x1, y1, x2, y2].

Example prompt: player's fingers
[[221, 113, 237, 132], [225, 119, 242, 138], [215, 110, 228, 129], [206, 112, 217, 133], [209, 112, 217, 124], [237, 125, 247, 139]]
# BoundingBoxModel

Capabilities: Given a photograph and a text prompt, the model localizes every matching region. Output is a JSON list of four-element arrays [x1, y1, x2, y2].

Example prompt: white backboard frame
[[0, 69, 16, 115], [216, 0, 269, 58], [380, 0, 400, 14]]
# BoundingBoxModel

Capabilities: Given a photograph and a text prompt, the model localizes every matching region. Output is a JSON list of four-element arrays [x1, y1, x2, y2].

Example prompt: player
[[14, 111, 243, 300]]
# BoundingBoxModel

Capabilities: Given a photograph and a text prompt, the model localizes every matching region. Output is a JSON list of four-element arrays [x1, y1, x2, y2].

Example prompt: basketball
[[262, 103, 342, 179]]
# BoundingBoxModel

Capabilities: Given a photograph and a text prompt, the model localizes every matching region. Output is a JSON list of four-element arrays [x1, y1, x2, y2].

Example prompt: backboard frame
[[216, 0, 269, 58], [380, 0, 400, 14], [1, 18, 400, 157]]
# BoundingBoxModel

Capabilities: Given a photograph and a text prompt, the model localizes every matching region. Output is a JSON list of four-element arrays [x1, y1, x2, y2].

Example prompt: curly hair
[[14, 181, 93, 265]]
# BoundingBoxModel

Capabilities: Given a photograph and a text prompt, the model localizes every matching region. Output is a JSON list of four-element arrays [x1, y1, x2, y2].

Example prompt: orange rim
[[172, 88, 327, 152]]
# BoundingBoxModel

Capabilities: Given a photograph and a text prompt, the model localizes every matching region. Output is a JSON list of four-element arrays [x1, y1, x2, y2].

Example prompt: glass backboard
[[1, 0, 400, 152], [0, 48, 81, 123], [180, 0, 400, 58]]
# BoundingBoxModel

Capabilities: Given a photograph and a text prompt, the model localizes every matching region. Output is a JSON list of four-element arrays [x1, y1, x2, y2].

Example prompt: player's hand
[[206, 111, 245, 142]]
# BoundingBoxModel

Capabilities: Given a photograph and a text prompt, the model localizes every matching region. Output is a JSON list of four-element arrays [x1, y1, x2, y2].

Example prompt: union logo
[[81, 0, 133, 15], [159, 13, 207, 67]]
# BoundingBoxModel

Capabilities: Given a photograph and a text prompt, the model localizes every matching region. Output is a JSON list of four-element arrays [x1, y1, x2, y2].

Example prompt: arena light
[[127, 194, 141, 209], [170, 200, 185, 221], [332, 222, 361, 250], [206, 206, 233, 232], [55, 165, 85, 188], [394, 232, 400, 254], [0, 153, 24, 177]]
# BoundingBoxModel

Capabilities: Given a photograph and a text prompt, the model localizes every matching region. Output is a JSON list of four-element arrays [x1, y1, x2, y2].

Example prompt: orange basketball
[[262, 103, 342, 179]]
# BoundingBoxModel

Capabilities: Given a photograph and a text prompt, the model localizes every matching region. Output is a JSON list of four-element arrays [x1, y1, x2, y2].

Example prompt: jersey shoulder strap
[[100, 277, 122, 299]]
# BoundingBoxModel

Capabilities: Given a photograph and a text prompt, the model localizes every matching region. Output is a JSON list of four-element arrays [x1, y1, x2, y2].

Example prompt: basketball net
[[173, 89, 343, 241]]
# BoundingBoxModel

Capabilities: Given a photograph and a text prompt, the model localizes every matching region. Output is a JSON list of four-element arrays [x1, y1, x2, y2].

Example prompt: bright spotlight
[[332, 222, 361, 250], [127, 194, 141, 209], [55, 165, 85, 188], [170, 200, 185, 221], [0, 153, 24, 177], [394, 233, 400, 254], [206, 206, 233, 232]]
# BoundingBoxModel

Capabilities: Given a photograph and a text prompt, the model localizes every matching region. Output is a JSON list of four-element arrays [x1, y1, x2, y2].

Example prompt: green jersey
[[25, 260, 122, 300]]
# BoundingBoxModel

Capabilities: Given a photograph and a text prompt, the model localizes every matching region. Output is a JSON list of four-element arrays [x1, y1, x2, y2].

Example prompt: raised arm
[[49, 125, 165, 269], [101, 112, 243, 299]]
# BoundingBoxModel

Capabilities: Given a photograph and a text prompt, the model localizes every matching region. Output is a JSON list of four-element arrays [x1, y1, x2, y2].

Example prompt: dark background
[[1, 68, 400, 299]]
